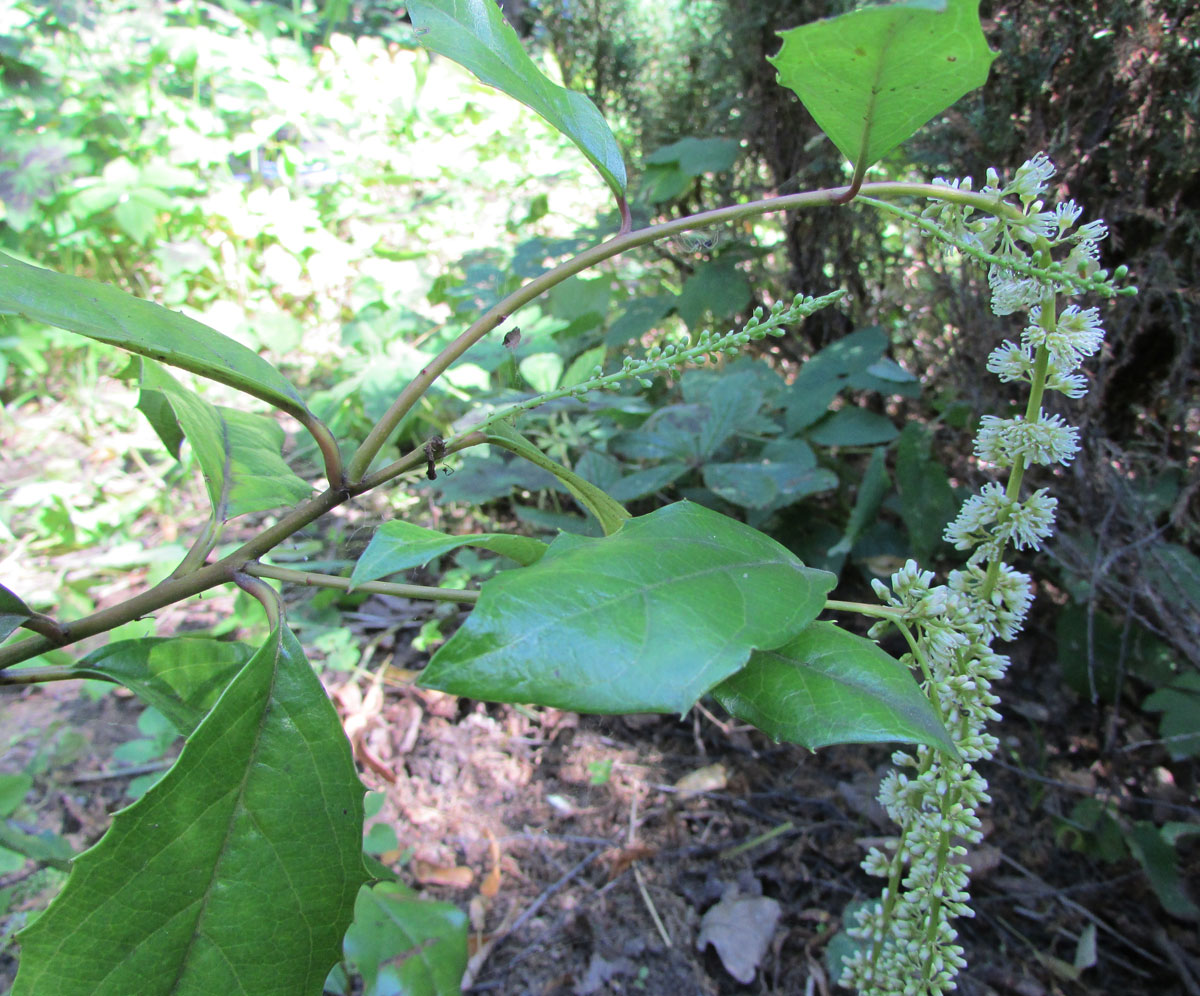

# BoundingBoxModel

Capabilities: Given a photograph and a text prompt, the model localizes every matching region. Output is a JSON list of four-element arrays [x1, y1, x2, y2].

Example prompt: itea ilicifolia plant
[[0, 2, 1136, 994]]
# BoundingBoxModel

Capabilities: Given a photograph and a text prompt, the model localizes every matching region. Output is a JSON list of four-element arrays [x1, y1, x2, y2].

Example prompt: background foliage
[[1, 0, 1196, 991]]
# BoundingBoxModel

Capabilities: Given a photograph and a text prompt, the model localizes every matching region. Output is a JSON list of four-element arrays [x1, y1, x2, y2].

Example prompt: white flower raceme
[[843, 155, 1120, 996], [974, 412, 1079, 468], [944, 483, 1058, 562]]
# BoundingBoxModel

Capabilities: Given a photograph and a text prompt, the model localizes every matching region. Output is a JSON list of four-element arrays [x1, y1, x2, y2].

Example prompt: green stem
[[170, 516, 220, 579], [982, 289, 1056, 600], [344, 182, 1014, 484], [824, 598, 904, 619], [300, 414, 346, 487], [234, 572, 281, 630], [0, 182, 1032, 670], [0, 666, 93, 686], [243, 563, 480, 604]]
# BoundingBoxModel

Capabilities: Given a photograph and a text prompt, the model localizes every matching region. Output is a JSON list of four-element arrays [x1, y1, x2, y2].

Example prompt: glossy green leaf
[[350, 520, 547, 588], [139, 360, 312, 521], [407, 0, 627, 206], [14, 626, 367, 996], [895, 422, 956, 561], [771, 0, 997, 169], [72, 637, 256, 735], [0, 584, 32, 643], [807, 407, 898, 447], [1124, 821, 1200, 920], [422, 502, 837, 715], [785, 327, 889, 433], [712, 621, 956, 754], [484, 421, 630, 536], [703, 461, 837, 511], [0, 251, 311, 420], [342, 882, 468, 996]]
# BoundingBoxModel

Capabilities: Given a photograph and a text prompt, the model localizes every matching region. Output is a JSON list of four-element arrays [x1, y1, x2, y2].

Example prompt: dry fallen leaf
[[674, 762, 727, 798], [601, 844, 658, 880], [411, 859, 474, 888], [479, 828, 502, 899], [696, 892, 782, 984]]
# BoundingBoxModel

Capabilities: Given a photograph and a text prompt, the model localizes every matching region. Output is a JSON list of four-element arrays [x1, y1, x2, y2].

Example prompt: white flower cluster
[[842, 156, 1116, 996], [924, 153, 1109, 315]]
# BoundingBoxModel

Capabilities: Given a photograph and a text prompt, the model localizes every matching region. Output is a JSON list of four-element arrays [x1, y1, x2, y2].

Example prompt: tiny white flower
[[1005, 153, 1056, 199], [974, 413, 1080, 467], [988, 266, 1042, 315], [986, 340, 1034, 384], [1055, 199, 1083, 232], [1012, 210, 1056, 244], [1073, 218, 1108, 244]]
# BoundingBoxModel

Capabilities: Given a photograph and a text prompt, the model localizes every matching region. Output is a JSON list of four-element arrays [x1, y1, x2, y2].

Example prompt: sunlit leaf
[[0, 251, 311, 420], [484, 421, 630, 536], [407, 0, 627, 207], [14, 627, 366, 996], [350, 520, 547, 588], [138, 360, 312, 521], [771, 0, 996, 169], [422, 502, 836, 714]]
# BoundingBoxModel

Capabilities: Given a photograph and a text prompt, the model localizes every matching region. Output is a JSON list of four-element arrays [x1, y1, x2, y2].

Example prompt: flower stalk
[[841, 155, 1128, 996]]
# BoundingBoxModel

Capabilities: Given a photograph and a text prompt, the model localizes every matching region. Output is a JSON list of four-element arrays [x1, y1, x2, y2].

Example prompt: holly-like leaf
[[771, 0, 997, 170], [138, 360, 312, 521], [0, 251, 311, 420], [712, 621, 956, 754], [14, 626, 366, 996], [407, 0, 627, 208], [72, 637, 256, 735], [421, 502, 836, 715], [350, 520, 547, 588]]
